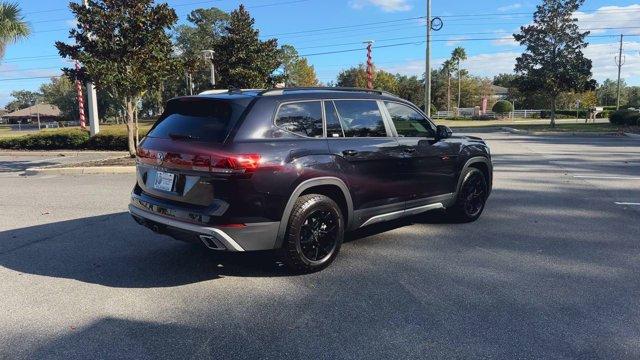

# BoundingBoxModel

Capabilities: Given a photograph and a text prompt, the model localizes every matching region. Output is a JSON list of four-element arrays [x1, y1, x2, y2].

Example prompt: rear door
[[325, 99, 405, 221], [382, 101, 457, 206]]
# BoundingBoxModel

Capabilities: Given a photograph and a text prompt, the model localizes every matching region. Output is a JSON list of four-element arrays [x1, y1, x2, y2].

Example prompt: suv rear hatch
[[135, 97, 254, 210]]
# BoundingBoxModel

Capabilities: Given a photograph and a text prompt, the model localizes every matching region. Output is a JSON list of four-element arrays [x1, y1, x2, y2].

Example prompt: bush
[[85, 133, 129, 150], [609, 109, 640, 126], [0, 129, 90, 150], [492, 100, 513, 115], [0, 125, 153, 151]]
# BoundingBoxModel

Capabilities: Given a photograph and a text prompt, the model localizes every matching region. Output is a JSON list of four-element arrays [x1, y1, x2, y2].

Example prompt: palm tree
[[450, 47, 467, 110], [0, 2, 30, 60], [441, 59, 455, 113]]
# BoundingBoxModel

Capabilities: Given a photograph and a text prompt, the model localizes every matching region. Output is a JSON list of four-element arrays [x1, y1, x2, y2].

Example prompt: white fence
[[432, 109, 545, 119]]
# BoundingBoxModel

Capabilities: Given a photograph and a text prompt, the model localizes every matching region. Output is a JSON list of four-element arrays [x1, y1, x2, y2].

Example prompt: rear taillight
[[211, 154, 261, 173]]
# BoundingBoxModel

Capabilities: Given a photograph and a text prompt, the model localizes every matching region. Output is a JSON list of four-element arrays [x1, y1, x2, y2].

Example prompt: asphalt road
[[1, 132, 639, 359]]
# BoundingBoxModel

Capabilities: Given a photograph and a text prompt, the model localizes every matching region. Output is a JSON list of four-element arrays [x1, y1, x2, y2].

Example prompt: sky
[[1, 0, 640, 107]]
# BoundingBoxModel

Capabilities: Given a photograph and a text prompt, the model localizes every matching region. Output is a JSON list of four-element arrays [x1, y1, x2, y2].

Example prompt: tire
[[447, 168, 488, 222], [279, 194, 344, 273]]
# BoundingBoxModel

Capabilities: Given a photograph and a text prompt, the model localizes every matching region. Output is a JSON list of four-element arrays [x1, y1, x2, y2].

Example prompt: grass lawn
[[0, 126, 39, 138]]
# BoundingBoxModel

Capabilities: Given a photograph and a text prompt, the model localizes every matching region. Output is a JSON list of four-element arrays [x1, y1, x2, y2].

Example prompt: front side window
[[333, 100, 388, 137], [384, 101, 435, 138], [275, 101, 323, 138]]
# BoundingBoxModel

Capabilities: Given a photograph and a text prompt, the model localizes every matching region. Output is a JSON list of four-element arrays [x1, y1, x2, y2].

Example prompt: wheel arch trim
[[275, 176, 354, 248], [456, 156, 493, 195]]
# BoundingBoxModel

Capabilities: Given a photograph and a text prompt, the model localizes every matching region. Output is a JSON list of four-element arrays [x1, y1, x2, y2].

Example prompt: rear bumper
[[129, 205, 280, 251]]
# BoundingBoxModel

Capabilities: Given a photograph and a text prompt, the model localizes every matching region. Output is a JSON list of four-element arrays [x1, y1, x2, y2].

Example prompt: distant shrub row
[[609, 109, 640, 126], [0, 127, 149, 150]]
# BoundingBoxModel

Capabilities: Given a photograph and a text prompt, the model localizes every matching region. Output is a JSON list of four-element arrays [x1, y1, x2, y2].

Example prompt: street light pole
[[202, 50, 216, 88], [425, 0, 431, 117], [82, 0, 99, 136]]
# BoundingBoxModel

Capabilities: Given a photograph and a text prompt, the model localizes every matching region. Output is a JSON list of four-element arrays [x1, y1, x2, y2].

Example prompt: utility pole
[[425, 0, 431, 117], [615, 34, 624, 110], [364, 41, 374, 90], [83, 0, 99, 135], [36, 100, 41, 130], [202, 50, 216, 88]]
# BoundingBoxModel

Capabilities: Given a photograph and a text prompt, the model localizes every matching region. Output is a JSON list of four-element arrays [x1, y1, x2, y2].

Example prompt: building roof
[[3, 104, 61, 118], [491, 85, 509, 95]]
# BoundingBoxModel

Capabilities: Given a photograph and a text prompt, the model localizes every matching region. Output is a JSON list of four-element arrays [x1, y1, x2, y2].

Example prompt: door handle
[[403, 147, 416, 153], [342, 149, 358, 156]]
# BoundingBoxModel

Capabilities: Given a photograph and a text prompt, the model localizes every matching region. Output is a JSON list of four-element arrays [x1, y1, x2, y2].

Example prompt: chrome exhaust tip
[[199, 234, 226, 250]]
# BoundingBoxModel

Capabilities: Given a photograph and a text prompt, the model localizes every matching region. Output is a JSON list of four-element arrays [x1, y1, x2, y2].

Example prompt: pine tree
[[213, 5, 282, 88]]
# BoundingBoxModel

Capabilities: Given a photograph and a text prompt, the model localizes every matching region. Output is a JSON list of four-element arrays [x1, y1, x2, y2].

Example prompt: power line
[[299, 33, 640, 57], [0, 76, 61, 82]]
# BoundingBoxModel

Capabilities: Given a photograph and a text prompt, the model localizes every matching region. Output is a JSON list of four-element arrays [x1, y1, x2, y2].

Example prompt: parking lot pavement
[[0, 151, 127, 172], [1, 131, 639, 359]]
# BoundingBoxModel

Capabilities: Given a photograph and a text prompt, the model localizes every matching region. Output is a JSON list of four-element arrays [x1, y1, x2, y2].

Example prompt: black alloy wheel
[[280, 194, 344, 273], [461, 171, 487, 218], [298, 209, 340, 263], [448, 168, 488, 222]]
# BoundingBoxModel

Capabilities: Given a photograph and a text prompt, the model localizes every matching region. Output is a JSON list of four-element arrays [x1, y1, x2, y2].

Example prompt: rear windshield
[[147, 98, 246, 143]]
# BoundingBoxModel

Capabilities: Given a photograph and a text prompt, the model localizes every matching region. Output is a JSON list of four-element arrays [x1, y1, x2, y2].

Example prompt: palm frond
[[0, 1, 31, 57]]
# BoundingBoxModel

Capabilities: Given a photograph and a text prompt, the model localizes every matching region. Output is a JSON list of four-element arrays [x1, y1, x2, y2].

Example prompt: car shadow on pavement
[[0, 209, 455, 288], [0, 212, 293, 287]]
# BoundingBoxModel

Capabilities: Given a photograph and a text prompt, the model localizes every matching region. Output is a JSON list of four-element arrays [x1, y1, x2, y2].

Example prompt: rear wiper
[[168, 133, 200, 141]]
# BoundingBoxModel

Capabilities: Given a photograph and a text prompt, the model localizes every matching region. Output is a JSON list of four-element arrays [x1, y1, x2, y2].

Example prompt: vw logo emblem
[[156, 152, 165, 165]]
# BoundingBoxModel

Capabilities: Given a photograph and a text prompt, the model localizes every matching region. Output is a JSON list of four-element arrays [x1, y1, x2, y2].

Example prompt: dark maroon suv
[[129, 88, 492, 272]]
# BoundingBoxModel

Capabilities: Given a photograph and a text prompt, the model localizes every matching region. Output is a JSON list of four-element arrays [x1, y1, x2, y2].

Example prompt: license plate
[[153, 171, 175, 192]]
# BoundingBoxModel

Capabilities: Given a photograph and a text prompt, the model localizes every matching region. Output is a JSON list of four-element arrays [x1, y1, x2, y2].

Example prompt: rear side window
[[148, 99, 245, 143], [384, 101, 435, 138], [333, 100, 387, 137], [275, 101, 323, 138]]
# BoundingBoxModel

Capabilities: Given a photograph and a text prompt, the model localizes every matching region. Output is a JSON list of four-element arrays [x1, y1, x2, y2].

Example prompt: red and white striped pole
[[75, 61, 86, 129], [364, 41, 374, 89]]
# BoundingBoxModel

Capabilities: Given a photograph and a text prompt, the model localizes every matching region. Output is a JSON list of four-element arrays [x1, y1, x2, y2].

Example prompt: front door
[[382, 101, 457, 208]]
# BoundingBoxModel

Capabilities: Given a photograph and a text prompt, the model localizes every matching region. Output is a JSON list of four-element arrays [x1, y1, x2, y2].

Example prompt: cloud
[[575, 5, 640, 35], [585, 41, 640, 81], [446, 36, 471, 47], [381, 59, 425, 76], [497, 3, 522, 12], [349, 0, 412, 12], [381, 39, 640, 84]]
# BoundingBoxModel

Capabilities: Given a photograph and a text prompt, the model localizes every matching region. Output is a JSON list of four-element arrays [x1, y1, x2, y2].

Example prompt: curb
[[25, 166, 136, 175], [0, 151, 127, 157], [624, 132, 640, 139], [501, 127, 630, 137]]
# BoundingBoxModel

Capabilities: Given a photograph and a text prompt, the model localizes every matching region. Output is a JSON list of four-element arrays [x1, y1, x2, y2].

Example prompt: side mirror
[[436, 125, 453, 139]]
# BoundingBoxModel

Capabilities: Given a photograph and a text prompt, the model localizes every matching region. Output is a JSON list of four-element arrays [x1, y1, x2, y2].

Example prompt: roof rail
[[259, 87, 396, 97], [198, 88, 264, 95]]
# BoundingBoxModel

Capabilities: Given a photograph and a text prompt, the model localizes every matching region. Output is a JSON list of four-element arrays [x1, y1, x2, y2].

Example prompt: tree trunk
[[447, 73, 451, 112], [134, 105, 139, 146], [125, 99, 136, 157], [550, 96, 556, 128], [457, 60, 462, 110]]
